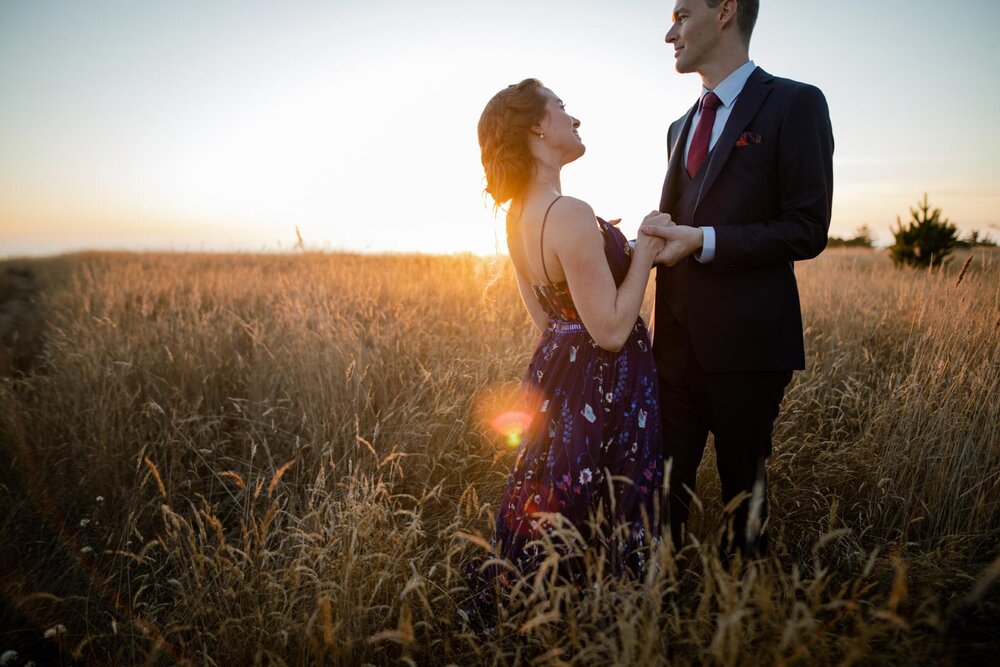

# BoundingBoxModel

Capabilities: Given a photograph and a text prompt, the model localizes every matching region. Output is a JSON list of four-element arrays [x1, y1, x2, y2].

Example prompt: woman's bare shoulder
[[547, 197, 599, 240], [550, 196, 594, 220]]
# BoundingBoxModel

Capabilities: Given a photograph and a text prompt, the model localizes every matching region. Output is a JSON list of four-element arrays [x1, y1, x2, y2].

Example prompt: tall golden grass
[[0, 248, 997, 665]]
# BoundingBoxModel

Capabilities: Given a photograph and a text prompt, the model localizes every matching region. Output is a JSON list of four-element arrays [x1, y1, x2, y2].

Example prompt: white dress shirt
[[685, 59, 756, 263]]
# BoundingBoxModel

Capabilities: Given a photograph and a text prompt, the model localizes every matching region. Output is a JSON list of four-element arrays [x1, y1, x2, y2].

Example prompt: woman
[[477, 78, 671, 580]]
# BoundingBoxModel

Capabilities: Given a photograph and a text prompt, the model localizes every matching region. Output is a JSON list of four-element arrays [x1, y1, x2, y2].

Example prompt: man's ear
[[717, 0, 738, 28]]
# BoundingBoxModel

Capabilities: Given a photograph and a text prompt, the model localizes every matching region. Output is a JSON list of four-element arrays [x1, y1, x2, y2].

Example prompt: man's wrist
[[693, 227, 716, 263]]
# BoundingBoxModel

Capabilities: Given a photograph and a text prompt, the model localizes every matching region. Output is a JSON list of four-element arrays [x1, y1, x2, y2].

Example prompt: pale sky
[[2, 0, 998, 257]]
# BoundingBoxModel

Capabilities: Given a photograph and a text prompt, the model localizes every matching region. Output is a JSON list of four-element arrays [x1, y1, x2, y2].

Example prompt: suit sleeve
[[712, 84, 834, 270]]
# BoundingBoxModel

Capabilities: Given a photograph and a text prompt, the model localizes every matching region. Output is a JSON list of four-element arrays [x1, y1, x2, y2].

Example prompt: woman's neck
[[527, 162, 562, 199]]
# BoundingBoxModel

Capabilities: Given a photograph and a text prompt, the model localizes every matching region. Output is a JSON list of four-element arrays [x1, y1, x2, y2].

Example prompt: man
[[646, 0, 834, 558]]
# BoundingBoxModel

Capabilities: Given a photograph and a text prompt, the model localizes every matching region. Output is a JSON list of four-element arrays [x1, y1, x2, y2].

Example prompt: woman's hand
[[635, 211, 674, 265]]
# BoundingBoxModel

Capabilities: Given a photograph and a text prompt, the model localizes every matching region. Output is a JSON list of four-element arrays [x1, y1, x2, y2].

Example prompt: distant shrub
[[0, 270, 13, 303], [828, 225, 875, 249], [889, 194, 959, 268], [957, 229, 998, 249]]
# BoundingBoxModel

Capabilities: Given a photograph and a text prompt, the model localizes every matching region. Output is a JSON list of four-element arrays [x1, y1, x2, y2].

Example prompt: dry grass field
[[0, 247, 997, 665]]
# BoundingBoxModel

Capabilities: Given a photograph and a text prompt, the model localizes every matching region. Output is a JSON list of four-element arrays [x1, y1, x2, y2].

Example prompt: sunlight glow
[[2, 1, 998, 257]]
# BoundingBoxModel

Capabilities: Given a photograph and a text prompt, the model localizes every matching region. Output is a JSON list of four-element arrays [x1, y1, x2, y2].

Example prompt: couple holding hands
[[476, 0, 834, 581]]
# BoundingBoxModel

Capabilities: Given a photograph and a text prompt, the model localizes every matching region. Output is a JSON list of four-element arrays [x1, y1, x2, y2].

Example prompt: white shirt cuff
[[694, 226, 716, 263]]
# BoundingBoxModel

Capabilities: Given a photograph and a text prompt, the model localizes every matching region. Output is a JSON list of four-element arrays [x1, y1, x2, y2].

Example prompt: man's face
[[665, 0, 721, 74]]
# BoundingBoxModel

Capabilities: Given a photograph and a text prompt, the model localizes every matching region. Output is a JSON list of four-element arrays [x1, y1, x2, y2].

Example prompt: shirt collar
[[702, 60, 756, 108]]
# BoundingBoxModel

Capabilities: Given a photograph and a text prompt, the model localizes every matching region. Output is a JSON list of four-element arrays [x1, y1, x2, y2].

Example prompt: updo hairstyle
[[477, 78, 548, 212]]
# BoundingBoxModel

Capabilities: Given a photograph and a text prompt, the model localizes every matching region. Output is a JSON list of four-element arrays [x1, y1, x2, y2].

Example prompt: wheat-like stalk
[[267, 459, 295, 496], [143, 456, 167, 498]]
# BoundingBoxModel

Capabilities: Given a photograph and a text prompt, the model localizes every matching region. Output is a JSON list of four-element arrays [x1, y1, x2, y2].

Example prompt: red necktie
[[686, 91, 722, 178]]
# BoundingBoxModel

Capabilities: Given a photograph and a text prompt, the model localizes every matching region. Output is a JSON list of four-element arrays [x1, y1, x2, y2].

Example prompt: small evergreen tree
[[852, 225, 875, 248], [889, 194, 959, 268]]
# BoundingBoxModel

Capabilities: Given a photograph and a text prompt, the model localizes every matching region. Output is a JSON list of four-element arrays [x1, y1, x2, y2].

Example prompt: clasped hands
[[637, 211, 704, 267]]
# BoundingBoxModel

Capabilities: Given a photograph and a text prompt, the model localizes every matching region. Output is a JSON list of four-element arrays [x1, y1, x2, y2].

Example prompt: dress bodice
[[530, 217, 633, 324]]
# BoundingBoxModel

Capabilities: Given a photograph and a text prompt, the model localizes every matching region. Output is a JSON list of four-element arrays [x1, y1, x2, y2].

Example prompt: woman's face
[[536, 88, 585, 163]]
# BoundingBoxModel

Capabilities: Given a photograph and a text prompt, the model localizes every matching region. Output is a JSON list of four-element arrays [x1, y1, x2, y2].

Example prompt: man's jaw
[[673, 47, 691, 73]]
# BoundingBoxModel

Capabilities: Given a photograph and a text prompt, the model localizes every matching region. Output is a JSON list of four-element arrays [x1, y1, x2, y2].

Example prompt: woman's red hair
[[477, 78, 548, 212]]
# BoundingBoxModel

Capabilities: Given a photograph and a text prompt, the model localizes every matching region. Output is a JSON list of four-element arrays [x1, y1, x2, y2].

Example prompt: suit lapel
[[659, 102, 697, 214], [694, 67, 774, 214]]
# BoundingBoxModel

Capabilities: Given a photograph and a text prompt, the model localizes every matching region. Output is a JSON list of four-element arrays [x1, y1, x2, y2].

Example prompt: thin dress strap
[[539, 195, 563, 285]]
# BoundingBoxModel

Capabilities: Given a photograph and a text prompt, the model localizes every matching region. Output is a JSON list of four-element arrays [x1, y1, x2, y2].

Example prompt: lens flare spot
[[491, 411, 532, 447], [472, 381, 546, 449]]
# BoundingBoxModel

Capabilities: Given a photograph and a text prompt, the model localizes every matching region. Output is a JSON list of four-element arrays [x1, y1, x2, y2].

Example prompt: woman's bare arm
[[547, 198, 666, 352]]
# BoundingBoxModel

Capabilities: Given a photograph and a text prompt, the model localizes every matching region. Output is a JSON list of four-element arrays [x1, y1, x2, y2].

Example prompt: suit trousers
[[658, 334, 792, 558]]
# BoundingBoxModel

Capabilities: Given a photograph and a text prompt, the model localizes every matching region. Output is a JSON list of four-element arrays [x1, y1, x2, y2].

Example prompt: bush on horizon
[[889, 194, 959, 268]]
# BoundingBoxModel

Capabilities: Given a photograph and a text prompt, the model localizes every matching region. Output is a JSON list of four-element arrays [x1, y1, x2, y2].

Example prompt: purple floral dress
[[492, 211, 664, 578]]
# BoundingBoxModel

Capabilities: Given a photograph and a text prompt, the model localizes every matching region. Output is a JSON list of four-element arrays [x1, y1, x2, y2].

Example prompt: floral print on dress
[[490, 217, 664, 580]]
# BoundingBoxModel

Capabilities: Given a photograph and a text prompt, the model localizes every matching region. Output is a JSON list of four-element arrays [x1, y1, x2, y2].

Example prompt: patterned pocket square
[[735, 131, 763, 147]]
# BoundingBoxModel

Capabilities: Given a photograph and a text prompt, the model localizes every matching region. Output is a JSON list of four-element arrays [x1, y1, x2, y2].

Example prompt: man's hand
[[644, 225, 704, 266]]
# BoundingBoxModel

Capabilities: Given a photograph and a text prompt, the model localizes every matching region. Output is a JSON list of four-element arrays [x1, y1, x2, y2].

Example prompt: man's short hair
[[706, 0, 759, 44]]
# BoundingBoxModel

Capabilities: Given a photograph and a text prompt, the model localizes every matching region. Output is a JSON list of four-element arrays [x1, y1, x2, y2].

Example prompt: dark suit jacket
[[653, 67, 834, 376]]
